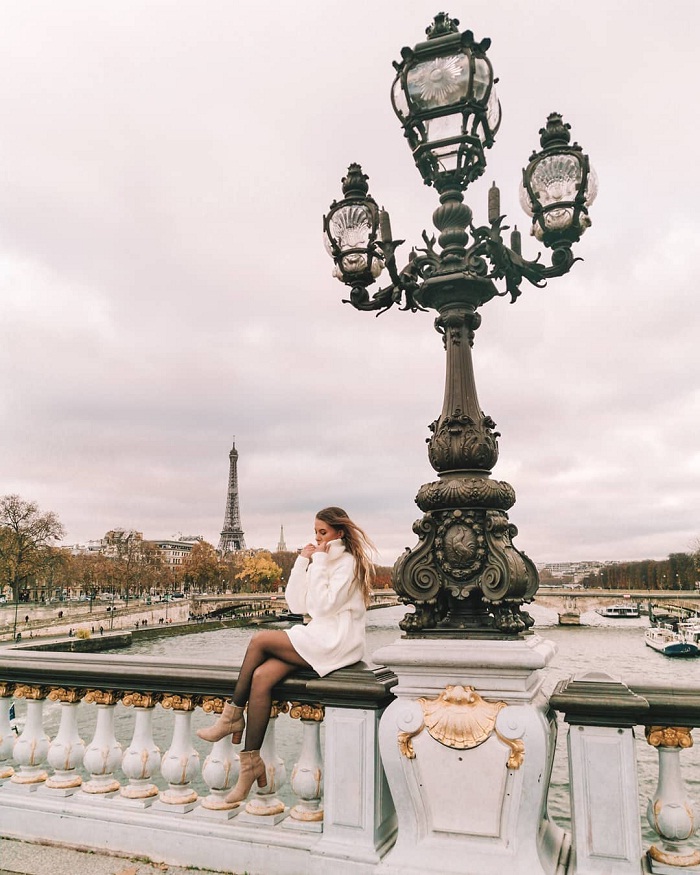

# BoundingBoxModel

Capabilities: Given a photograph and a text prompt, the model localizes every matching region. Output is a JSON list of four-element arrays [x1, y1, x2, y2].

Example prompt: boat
[[596, 603, 640, 619], [644, 625, 699, 657]]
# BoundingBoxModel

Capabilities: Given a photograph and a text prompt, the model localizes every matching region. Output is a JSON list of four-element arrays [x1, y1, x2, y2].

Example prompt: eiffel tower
[[218, 438, 246, 554]]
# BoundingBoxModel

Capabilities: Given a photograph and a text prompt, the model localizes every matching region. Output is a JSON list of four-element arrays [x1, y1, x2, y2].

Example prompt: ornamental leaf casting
[[48, 687, 85, 704], [289, 702, 325, 722], [121, 691, 159, 708], [160, 693, 197, 712], [84, 689, 121, 706], [645, 726, 694, 749], [427, 412, 499, 472], [13, 684, 48, 701]]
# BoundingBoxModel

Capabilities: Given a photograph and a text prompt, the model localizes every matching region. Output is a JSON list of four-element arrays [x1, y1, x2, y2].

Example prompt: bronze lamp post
[[324, 13, 597, 637]]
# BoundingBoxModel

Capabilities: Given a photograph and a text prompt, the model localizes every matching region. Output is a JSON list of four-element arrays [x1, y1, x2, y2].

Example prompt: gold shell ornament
[[419, 685, 505, 749]]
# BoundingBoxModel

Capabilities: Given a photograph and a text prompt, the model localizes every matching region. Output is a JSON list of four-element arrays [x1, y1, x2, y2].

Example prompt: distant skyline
[[1, 2, 698, 568]]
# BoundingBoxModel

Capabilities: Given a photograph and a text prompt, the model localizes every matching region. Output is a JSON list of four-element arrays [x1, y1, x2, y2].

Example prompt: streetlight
[[324, 13, 596, 637]]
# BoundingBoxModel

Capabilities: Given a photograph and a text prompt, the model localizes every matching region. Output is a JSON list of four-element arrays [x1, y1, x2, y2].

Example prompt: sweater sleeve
[[305, 551, 357, 617], [285, 555, 310, 614]]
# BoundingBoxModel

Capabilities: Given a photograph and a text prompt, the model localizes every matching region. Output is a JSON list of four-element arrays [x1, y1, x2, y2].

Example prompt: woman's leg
[[243, 657, 302, 751], [232, 631, 309, 709]]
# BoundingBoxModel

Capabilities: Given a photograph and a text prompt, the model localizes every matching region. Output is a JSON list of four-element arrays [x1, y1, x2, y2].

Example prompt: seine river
[[37, 604, 700, 844]]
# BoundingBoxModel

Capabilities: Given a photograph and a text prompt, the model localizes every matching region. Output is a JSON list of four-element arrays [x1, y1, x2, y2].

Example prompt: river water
[[31, 603, 700, 844]]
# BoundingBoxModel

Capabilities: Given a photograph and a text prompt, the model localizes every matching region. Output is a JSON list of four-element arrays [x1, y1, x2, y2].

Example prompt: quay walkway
[[0, 836, 229, 875]]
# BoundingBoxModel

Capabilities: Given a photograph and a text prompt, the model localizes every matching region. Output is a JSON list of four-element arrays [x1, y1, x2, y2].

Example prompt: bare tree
[[0, 494, 65, 601]]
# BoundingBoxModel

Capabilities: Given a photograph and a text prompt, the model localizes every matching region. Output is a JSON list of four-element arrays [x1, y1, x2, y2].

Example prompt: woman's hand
[[300, 543, 317, 559]]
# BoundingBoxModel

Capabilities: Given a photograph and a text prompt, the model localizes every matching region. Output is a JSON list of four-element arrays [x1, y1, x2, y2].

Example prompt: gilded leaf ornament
[[160, 693, 197, 711], [289, 702, 325, 722], [645, 726, 694, 749]]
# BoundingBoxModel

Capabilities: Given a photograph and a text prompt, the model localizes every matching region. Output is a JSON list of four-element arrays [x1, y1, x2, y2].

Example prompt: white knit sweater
[[285, 539, 366, 677]]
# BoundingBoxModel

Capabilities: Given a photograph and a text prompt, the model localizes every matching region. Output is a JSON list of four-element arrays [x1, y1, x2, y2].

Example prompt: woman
[[197, 506, 375, 805]]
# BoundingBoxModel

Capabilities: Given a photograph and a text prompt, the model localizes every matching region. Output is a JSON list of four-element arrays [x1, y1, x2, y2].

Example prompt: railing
[[551, 672, 700, 874], [3, 651, 700, 874], [0, 649, 397, 875]]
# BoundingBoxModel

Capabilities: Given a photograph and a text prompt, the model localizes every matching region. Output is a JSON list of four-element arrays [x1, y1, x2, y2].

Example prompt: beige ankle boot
[[225, 749, 267, 804], [196, 702, 245, 743]]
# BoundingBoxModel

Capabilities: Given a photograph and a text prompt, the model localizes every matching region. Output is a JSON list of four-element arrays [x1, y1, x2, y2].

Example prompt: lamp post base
[[372, 635, 567, 875]]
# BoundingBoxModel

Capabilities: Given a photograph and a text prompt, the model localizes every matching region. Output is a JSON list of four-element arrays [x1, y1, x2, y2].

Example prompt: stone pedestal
[[373, 635, 566, 875]]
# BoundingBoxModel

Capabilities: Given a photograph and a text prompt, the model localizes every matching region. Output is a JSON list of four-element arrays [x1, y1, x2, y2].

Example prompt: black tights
[[232, 631, 310, 751]]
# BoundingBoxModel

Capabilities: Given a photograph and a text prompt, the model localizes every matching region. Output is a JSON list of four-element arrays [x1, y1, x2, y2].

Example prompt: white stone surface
[[568, 723, 642, 873], [314, 705, 397, 864], [372, 635, 566, 875]]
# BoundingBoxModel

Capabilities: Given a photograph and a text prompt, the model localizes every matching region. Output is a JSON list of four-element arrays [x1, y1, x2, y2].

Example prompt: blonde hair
[[315, 506, 375, 606]]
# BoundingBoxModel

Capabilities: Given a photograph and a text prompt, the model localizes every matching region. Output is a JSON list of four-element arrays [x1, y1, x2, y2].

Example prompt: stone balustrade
[[551, 672, 700, 874], [2, 651, 700, 873], [0, 649, 397, 875]]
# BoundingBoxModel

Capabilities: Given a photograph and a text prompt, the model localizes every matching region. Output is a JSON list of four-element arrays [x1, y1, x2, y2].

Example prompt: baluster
[[645, 725, 700, 870], [198, 696, 240, 817], [0, 684, 16, 781], [45, 688, 85, 794], [238, 701, 288, 825], [155, 694, 199, 812], [119, 693, 160, 805], [81, 691, 122, 796], [283, 702, 324, 831], [8, 685, 50, 790]]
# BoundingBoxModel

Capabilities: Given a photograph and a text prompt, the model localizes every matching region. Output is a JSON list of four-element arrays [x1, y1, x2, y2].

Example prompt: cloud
[[0, 1, 698, 569]]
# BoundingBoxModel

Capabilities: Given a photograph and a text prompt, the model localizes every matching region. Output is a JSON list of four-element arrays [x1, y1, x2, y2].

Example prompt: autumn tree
[[270, 551, 299, 585], [181, 540, 221, 593], [0, 494, 65, 601], [235, 551, 283, 593]]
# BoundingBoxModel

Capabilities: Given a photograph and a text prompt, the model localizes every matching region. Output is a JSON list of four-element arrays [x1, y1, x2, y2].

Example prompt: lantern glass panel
[[529, 154, 582, 207], [486, 88, 501, 132], [584, 164, 599, 206], [425, 112, 463, 144], [326, 204, 383, 280], [472, 57, 490, 101], [392, 77, 409, 119], [406, 54, 471, 110]]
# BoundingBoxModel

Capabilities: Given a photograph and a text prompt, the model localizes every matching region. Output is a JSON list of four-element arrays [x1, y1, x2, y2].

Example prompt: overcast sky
[[0, 1, 698, 567]]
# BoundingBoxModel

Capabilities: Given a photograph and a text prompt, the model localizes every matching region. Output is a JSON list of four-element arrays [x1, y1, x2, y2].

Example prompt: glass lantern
[[323, 164, 384, 287], [390, 13, 501, 190], [520, 113, 598, 247]]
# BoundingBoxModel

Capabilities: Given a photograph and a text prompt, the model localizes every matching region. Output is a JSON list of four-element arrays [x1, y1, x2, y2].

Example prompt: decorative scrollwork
[[0, 682, 16, 698], [392, 515, 442, 618], [48, 687, 84, 704], [398, 726, 423, 759], [13, 684, 48, 701], [84, 689, 121, 706], [160, 694, 197, 712], [271, 700, 290, 718], [416, 476, 515, 512], [427, 411, 499, 473], [289, 702, 325, 722], [200, 696, 228, 715], [493, 730, 525, 770], [645, 726, 694, 749], [121, 692, 159, 708]]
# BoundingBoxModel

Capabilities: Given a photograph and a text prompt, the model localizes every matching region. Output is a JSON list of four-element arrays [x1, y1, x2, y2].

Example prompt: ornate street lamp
[[324, 14, 596, 637]]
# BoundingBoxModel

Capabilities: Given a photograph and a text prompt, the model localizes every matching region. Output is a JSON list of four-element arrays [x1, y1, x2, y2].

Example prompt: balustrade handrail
[[0, 649, 397, 710], [551, 674, 700, 727]]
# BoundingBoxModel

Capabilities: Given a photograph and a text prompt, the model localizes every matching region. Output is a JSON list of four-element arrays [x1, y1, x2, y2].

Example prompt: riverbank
[[0, 615, 269, 652]]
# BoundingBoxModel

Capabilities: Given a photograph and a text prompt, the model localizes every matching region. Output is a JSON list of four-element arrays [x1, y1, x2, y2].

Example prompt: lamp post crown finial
[[539, 112, 572, 149], [426, 12, 460, 39], [342, 163, 370, 198]]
